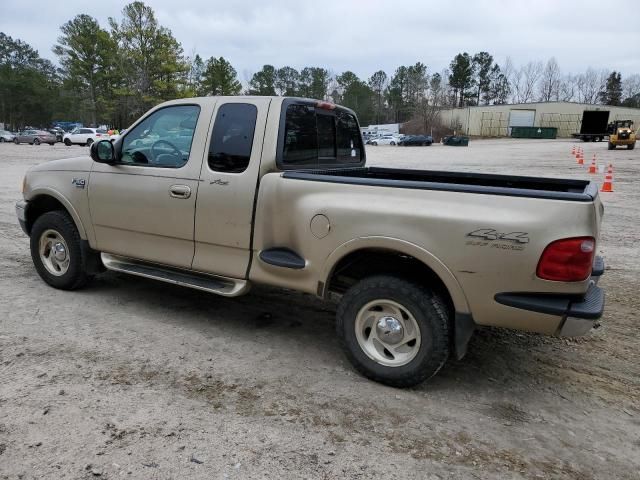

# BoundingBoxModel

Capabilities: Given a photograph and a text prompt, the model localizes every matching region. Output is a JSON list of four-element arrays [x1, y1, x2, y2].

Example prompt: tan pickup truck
[[16, 96, 605, 387]]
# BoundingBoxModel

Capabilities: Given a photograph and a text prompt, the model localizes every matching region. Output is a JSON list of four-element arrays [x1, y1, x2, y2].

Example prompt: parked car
[[399, 134, 433, 146], [63, 127, 109, 146], [369, 134, 400, 146], [48, 128, 65, 142], [16, 96, 605, 388], [0, 130, 16, 142], [14, 129, 56, 145]]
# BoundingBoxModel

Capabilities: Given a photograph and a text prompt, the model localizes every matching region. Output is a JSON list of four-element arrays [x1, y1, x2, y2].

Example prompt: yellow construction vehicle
[[607, 120, 636, 150]]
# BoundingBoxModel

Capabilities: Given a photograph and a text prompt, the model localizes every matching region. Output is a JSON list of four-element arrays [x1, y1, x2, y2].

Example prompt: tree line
[[1, 1, 639, 131]]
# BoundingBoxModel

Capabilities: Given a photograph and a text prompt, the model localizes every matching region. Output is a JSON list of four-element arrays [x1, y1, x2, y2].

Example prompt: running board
[[101, 254, 249, 297]]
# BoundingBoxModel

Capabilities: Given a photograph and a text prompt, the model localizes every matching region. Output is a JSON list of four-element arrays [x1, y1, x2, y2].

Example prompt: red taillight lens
[[96, 134, 101, 137], [536, 237, 595, 282]]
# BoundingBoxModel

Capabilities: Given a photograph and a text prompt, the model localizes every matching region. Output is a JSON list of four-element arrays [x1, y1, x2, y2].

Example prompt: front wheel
[[0, 137, 4, 143], [608, 142, 615, 150], [13, 138, 19, 144], [629, 143, 635, 150], [64, 138, 72, 146], [30, 211, 92, 290], [390, 141, 396, 146], [336, 275, 450, 387]]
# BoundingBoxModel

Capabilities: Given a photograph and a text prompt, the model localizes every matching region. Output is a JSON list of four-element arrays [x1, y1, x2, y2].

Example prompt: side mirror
[[91, 140, 116, 164]]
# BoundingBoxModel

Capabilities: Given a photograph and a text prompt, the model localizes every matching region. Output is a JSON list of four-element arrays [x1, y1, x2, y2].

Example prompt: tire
[[86, 138, 93, 147], [14, 138, 19, 145], [390, 141, 396, 146], [372, 142, 378, 146], [608, 142, 615, 150], [426, 142, 432, 146], [48, 142, 54, 146], [336, 275, 450, 388], [33, 138, 40, 145], [0, 137, 4, 143], [64, 138, 72, 146], [30, 211, 91, 290], [629, 143, 635, 150]]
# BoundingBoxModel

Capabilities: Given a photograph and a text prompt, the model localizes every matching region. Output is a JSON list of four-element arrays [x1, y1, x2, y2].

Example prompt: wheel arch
[[24, 189, 88, 240], [322, 237, 470, 314]]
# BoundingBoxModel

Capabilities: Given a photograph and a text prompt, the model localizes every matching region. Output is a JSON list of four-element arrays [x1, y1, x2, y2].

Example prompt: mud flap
[[454, 313, 475, 360]]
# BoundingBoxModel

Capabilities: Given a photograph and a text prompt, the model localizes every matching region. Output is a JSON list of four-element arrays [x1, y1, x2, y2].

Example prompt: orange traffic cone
[[601, 171, 614, 192], [577, 150, 584, 165], [588, 154, 597, 174], [607, 163, 613, 174], [572, 145, 576, 156]]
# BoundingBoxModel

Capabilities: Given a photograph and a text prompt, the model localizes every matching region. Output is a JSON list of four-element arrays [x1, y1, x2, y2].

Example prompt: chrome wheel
[[39, 229, 70, 276], [354, 299, 421, 367]]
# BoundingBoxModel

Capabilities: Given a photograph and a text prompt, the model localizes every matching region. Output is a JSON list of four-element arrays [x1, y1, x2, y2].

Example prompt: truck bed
[[282, 167, 598, 202]]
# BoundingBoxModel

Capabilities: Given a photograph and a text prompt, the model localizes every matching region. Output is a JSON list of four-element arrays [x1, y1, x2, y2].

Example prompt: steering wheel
[[151, 139, 182, 162]]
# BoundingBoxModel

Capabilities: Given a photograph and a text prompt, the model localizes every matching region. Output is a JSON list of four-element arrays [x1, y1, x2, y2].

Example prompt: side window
[[120, 105, 200, 168], [208, 103, 258, 173], [80, 129, 92, 134]]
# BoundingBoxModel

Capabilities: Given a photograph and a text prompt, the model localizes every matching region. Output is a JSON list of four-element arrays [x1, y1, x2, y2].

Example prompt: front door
[[192, 97, 271, 278], [89, 101, 213, 269]]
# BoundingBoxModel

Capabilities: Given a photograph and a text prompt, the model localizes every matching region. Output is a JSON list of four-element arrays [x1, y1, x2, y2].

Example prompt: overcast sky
[[2, 0, 638, 81]]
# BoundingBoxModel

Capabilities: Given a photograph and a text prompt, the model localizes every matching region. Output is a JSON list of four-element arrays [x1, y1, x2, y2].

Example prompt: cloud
[[1, 0, 638, 79]]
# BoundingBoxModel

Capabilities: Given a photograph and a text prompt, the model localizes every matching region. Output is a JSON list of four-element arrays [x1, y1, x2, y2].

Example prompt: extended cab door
[[192, 97, 271, 278], [89, 101, 214, 269]]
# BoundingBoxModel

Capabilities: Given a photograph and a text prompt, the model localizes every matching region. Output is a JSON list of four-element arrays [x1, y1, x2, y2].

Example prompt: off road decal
[[466, 228, 529, 251]]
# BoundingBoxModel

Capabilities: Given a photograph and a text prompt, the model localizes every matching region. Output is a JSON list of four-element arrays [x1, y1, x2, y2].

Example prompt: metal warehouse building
[[438, 102, 640, 138]]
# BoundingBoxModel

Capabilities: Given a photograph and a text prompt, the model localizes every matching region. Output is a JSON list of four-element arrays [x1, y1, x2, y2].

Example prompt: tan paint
[[21, 96, 603, 336]]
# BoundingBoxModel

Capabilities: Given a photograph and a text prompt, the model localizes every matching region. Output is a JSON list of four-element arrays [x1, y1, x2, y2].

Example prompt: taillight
[[96, 134, 101, 137], [537, 237, 595, 282]]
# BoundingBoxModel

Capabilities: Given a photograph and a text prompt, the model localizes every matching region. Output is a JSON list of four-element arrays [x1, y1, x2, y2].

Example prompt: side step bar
[[101, 254, 250, 297]]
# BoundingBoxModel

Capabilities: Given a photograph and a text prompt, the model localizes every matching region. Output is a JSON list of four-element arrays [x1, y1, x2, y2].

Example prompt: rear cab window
[[278, 100, 365, 169]]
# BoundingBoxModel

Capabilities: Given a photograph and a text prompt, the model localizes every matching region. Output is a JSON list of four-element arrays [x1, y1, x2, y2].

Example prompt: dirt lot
[[0, 139, 638, 479]]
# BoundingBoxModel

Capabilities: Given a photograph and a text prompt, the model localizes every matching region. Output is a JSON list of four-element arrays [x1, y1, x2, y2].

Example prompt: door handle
[[169, 184, 191, 199]]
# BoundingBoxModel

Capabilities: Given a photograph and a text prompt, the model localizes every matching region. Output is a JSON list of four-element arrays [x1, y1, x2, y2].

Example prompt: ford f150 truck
[[16, 96, 605, 387]]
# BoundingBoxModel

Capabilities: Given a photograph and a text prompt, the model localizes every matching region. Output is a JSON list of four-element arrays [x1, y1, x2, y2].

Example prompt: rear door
[[89, 101, 213, 268], [192, 97, 271, 278]]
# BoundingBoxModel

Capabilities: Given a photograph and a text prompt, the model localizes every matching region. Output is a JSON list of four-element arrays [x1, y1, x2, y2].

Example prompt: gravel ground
[[0, 139, 638, 479]]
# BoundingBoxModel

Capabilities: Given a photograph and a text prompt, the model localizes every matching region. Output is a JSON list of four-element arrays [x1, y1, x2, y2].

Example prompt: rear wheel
[[33, 138, 40, 145], [629, 143, 635, 150], [13, 138, 19, 145], [608, 142, 615, 150], [371, 142, 378, 146], [30, 211, 91, 290], [336, 275, 450, 387], [390, 141, 396, 146], [86, 138, 93, 147], [48, 142, 55, 146]]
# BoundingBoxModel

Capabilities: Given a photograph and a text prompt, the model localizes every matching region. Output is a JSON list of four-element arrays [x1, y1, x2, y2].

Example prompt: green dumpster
[[510, 126, 557, 139], [443, 135, 469, 146]]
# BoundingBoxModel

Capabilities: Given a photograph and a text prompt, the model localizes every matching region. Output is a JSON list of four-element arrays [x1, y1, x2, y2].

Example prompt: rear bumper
[[494, 257, 605, 337]]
